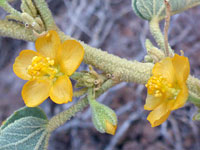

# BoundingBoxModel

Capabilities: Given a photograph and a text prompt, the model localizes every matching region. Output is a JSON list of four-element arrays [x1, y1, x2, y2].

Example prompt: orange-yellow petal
[[172, 54, 190, 83], [58, 40, 84, 76], [144, 94, 162, 111], [22, 80, 51, 107], [35, 30, 61, 59], [152, 57, 175, 84], [147, 102, 170, 127], [13, 50, 39, 80], [171, 84, 188, 110], [49, 76, 73, 104], [105, 120, 117, 135]]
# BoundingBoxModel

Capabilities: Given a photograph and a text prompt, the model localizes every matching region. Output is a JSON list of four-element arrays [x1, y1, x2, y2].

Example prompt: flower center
[[146, 75, 179, 99], [27, 56, 58, 80]]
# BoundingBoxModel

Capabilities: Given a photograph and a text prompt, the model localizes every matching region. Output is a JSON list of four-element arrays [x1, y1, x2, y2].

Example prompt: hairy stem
[[58, 31, 153, 84], [149, 18, 173, 54], [33, 0, 57, 30], [164, 0, 171, 57], [0, 0, 22, 21], [0, 20, 36, 41]]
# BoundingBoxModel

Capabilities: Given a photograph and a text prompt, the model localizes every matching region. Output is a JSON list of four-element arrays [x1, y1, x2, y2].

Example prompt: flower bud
[[90, 100, 117, 135], [21, 13, 42, 32], [75, 73, 96, 88]]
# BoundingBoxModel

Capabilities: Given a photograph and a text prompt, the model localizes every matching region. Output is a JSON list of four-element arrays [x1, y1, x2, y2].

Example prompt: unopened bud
[[89, 100, 117, 135], [75, 73, 96, 88]]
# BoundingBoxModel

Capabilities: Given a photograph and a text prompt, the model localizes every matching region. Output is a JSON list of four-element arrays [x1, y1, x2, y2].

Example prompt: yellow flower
[[145, 54, 190, 127], [13, 30, 84, 107]]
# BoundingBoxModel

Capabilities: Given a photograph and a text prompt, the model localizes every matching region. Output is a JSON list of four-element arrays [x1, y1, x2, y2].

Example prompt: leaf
[[132, 0, 200, 21], [1, 107, 47, 131], [0, 117, 48, 150], [0, 107, 49, 150]]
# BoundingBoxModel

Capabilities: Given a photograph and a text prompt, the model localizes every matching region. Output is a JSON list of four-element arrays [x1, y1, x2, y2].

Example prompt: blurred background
[[1, 0, 200, 150]]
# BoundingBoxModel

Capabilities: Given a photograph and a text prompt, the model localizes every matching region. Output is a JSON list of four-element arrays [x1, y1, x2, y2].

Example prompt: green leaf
[[0, 107, 49, 150], [0, 116, 48, 150], [1, 107, 47, 131], [132, 0, 200, 21]]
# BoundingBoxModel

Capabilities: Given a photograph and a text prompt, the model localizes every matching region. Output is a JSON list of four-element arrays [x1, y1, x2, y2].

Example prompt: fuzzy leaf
[[0, 107, 47, 131], [132, 0, 200, 21], [0, 107, 49, 150], [0, 117, 48, 150]]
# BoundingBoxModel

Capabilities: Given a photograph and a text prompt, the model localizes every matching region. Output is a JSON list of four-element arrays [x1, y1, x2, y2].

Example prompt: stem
[[0, 0, 22, 22], [73, 88, 88, 98], [47, 79, 116, 133], [58, 31, 153, 84], [47, 97, 88, 133], [149, 18, 173, 55], [33, 0, 57, 30], [149, 18, 165, 51], [0, 20, 36, 41], [87, 88, 95, 104], [164, 0, 171, 57]]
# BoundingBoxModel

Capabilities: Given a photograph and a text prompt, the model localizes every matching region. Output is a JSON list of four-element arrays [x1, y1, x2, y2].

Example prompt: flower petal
[[22, 80, 51, 107], [105, 120, 117, 135], [144, 94, 162, 110], [35, 30, 61, 59], [147, 102, 170, 127], [49, 76, 73, 104], [171, 84, 188, 110], [58, 40, 84, 76], [172, 54, 190, 83], [13, 50, 39, 80], [152, 57, 175, 84]]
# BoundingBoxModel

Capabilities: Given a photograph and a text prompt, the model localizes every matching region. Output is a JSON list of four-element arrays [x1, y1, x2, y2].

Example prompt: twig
[[164, 0, 171, 57]]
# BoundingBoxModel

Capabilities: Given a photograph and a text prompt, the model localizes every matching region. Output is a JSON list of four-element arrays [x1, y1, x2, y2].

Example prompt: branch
[[0, 20, 36, 41], [0, 0, 200, 100], [33, 0, 57, 30], [164, 0, 171, 57]]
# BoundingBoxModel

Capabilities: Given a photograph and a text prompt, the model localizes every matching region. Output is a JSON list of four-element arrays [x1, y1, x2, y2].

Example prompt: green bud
[[21, 0, 33, 16], [188, 92, 200, 106], [144, 55, 153, 63], [89, 100, 117, 135], [75, 72, 97, 88], [21, 12, 42, 32]]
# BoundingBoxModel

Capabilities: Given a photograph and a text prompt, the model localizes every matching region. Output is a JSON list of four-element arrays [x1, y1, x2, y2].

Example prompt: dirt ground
[[1, 0, 200, 150]]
